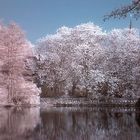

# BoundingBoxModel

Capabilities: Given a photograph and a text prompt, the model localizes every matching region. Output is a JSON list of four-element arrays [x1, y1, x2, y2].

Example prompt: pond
[[0, 107, 140, 140]]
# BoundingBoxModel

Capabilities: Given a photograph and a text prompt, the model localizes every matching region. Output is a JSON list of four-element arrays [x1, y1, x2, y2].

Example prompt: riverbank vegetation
[[35, 23, 140, 99], [0, 22, 140, 103]]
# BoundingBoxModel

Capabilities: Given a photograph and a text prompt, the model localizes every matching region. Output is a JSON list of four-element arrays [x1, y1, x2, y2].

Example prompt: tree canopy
[[36, 23, 140, 98]]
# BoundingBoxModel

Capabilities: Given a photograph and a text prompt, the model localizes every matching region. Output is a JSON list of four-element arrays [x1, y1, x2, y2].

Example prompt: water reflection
[[0, 107, 140, 140], [0, 107, 40, 140], [39, 108, 140, 140]]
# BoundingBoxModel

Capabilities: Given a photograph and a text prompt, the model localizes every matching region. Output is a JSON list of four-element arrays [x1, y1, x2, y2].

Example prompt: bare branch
[[104, 0, 140, 21]]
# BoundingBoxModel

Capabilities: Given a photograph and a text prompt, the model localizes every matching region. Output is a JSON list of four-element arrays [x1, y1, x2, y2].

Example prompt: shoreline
[[41, 97, 138, 107]]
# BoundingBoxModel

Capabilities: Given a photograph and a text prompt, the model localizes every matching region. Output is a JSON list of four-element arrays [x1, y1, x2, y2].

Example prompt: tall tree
[[0, 23, 40, 105], [36, 23, 105, 97]]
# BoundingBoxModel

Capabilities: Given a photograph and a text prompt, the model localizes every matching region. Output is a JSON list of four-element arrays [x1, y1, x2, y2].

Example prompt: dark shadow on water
[[135, 108, 140, 128], [0, 107, 140, 140], [135, 98, 140, 128]]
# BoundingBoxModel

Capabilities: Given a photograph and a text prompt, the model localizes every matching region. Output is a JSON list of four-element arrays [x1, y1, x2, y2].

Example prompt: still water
[[0, 107, 140, 140]]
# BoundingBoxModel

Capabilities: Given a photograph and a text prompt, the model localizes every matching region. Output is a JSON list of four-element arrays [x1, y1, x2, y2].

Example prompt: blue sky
[[0, 0, 139, 42]]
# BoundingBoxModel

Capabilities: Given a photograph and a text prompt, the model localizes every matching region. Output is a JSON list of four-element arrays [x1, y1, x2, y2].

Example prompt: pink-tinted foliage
[[0, 23, 40, 105]]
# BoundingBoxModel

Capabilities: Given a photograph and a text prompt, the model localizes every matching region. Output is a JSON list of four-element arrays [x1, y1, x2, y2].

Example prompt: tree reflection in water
[[39, 108, 140, 140], [0, 107, 41, 140], [0, 107, 140, 140]]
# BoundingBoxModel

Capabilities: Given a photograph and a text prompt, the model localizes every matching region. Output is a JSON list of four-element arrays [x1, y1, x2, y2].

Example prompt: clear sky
[[0, 0, 139, 43]]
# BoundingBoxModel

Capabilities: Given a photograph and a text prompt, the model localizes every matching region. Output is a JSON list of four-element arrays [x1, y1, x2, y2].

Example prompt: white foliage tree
[[36, 22, 140, 99], [103, 28, 140, 98], [0, 23, 40, 105], [36, 23, 106, 97]]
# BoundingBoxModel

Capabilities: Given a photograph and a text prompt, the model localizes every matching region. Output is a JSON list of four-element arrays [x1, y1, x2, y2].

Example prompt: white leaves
[[36, 22, 140, 98]]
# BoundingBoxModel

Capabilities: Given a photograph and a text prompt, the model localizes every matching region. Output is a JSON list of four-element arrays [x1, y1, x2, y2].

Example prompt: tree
[[103, 28, 140, 98], [36, 23, 105, 97], [0, 23, 40, 105], [36, 26, 73, 97], [36, 22, 140, 99], [104, 0, 140, 20]]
